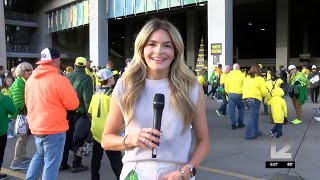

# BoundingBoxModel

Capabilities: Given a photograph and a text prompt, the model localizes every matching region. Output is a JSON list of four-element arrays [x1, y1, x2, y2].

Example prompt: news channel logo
[[265, 137, 295, 168]]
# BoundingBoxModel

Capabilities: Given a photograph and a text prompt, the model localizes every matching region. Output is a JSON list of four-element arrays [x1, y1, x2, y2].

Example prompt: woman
[[243, 64, 270, 140], [101, 18, 210, 180], [1, 76, 15, 138], [10, 62, 33, 170]]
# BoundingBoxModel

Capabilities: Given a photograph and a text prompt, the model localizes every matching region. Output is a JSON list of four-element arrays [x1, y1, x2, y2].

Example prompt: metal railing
[[4, 11, 36, 22], [6, 44, 38, 53]]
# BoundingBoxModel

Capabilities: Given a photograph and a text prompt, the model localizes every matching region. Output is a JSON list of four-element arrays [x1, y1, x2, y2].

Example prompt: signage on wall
[[211, 43, 222, 55]]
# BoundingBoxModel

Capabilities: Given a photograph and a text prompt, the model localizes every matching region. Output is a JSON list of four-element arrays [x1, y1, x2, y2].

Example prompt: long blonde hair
[[121, 18, 196, 132]]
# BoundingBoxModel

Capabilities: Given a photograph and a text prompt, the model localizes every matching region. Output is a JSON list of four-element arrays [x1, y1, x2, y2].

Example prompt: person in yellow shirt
[[216, 65, 231, 117], [243, 64, 271, 140], [225, 63, 245, 129], [88, 69, 123, 179], [301, 65, 310, 77], [85, 60, 95, 87], [66, 66, 74, 75], [197, 69, 207, 93]]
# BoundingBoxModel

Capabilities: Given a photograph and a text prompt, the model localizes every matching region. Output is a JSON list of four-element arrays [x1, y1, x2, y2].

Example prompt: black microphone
[[152, 93, 165, 158]]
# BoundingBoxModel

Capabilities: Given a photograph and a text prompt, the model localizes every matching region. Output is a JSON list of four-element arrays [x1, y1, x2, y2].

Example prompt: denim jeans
[[244, 98, 261, 139], [218, 94, 228, 115], [271, 124, 283, 139], [26, 132, 66, 180], [228, 93, 245, 126], [0, 134, 7, 170]]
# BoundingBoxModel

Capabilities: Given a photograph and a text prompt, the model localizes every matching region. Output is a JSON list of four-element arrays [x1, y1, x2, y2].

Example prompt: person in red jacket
[[25, 48, 79, 180]]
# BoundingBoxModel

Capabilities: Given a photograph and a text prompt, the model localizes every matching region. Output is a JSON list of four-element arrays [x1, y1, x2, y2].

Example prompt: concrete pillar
[[276, 0, 289, 71], [186, 10, 199, 70], [36, 12, 52, 52], [124, 21, 134, 59], [0, 0, 7, 69], [207, 0, 233, 76], [89, 0, 108, 67]]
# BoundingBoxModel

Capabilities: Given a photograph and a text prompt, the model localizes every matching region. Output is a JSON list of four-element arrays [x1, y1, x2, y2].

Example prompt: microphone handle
[[152, 108, 163, 158]]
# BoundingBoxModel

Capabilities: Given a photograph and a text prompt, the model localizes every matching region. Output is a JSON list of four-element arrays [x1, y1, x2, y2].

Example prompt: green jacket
[[288, 71, 309, 87], [0, 92, 16, 136], [10, 76, 26, 116], [67, 66, 93, 114]]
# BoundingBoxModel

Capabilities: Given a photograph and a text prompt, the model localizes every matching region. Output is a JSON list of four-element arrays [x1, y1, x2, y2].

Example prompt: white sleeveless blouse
[[114, 78, 198, 164]]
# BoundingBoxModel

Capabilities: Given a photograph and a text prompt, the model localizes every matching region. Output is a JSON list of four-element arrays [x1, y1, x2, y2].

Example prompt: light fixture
[[248, 21, 252, 26], [121, 36, 124, 39], [116, 17, 122, 20], [198, 3, 205, 6], [260, 28, 266, 31], [16, 26, 20, 31]]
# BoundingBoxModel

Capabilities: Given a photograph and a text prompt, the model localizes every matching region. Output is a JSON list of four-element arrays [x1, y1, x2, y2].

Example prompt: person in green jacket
[[10, 62, 33, 170], [1, 76, 15, 138], [61, 56, 93, 173], [0, 92, 16, 179], [287, 65, 309, 124]]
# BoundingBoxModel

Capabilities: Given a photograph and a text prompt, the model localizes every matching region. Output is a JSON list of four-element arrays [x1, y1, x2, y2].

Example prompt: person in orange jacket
[[25, 48, 79, 180]]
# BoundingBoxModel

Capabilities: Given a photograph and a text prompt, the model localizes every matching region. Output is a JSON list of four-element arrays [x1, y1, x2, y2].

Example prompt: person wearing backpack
[[88, 69, 123, 180], [0, 92, 16, 179]]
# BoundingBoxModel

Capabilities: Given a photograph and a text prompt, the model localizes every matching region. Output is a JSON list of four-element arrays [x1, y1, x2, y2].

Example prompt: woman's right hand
[[127, 128, 161, 150]]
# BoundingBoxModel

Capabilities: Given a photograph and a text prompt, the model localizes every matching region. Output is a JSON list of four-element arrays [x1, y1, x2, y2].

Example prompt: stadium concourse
[[1, 97, 319, 180]]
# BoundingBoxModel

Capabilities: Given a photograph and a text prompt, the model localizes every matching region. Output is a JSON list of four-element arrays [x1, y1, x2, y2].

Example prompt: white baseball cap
[[312, 65, 317, 69], [288, 65, 296, 71], [37, 48, 60, 65], [98, 69, 113, 81]]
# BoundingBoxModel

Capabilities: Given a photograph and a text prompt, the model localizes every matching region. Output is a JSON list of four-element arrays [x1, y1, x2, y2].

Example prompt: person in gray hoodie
[[308, 65, 320, 103]]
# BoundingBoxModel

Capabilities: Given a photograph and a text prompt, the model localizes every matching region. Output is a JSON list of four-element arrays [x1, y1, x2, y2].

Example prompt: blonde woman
[[10, 62, 33, 170], [101, 18, 210, 180]]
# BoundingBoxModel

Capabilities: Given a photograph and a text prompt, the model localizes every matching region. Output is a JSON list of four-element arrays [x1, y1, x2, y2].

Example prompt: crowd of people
[[197, 61, 314, 140], [0, 17, 318, 180]]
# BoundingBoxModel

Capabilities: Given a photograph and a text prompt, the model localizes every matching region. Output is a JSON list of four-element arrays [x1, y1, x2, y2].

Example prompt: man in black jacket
[[308, 65, 320, 103]]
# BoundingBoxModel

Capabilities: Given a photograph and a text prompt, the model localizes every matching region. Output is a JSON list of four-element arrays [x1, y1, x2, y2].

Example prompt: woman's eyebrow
[[147, 40, 172, 44]]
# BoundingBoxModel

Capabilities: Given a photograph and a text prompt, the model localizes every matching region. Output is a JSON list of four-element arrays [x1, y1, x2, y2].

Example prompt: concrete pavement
[[1, 96, 319, 180]]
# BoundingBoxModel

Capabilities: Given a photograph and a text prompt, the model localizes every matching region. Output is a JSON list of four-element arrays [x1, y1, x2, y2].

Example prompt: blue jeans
[[26, 132, 66, 180], [218, 94, 228, 115], [271, 124, 283, 139], [244, 98, 261, 139], [228, 93, 245, 126]]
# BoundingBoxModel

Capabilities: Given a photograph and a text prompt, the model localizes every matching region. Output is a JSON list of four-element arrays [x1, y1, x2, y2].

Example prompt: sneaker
[[0, 173, 7, 180], [255, 131, 262, 137], [7, 134, 14, 139], [231, 125, 237, 130], [291, 119, 302, 125], [216, 110, 222, 117], [237, 124, 245, 129], [269, 131, 275, 137], [223, 114, 230, 117], [10, 162, 29, 170], [217, 99, 223, 103], [71, 165, 89, 173], [22, 157, 32, 163], [59, 164, 70, 171]]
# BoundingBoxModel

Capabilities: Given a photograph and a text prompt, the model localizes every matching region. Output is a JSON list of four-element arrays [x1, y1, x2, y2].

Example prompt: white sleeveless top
[[114, 78, 198, 164]]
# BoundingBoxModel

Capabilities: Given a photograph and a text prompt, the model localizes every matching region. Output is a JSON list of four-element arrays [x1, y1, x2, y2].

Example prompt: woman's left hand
[[159, 170, 184, 180]]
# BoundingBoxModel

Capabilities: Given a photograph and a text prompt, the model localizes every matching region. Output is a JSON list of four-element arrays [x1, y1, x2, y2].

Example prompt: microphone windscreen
[[153, 94, 165, 109]]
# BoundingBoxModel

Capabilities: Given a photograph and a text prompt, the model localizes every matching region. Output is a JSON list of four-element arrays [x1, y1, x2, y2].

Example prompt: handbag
[[14, 114, 29, 135]]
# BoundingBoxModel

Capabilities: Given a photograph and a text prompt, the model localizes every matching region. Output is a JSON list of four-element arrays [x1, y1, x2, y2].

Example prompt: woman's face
[[5, 78, 13, 87], [23, 68, 33, 80], [143, 29, 175, 79]]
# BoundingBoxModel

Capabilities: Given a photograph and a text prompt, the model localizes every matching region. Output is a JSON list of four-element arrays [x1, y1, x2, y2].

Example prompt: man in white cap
[[308, 65, 320, 103], [287, 65, 309, 124]]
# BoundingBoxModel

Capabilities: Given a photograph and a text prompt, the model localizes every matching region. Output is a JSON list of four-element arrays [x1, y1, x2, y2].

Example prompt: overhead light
[[16, 26, 20, 31], [121, 36, 124, 39], [198, 3, 205, 6], [248, 21, 252, 26], [260, 28, 266, 31], [116, 17, 122, 20]]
